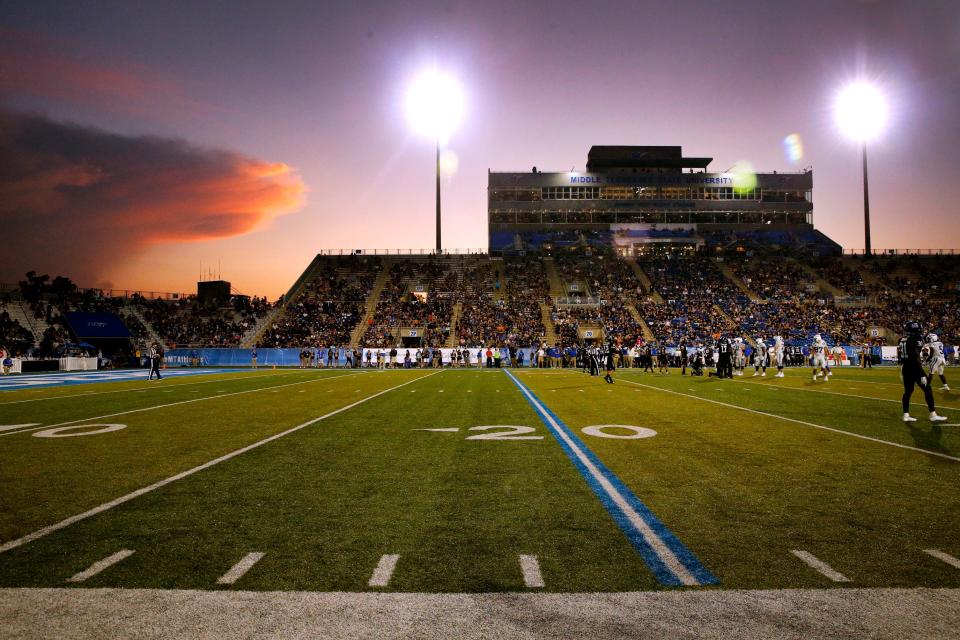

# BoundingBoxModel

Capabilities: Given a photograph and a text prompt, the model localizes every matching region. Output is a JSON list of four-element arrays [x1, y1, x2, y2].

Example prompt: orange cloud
[[0, 109, 306, 283]]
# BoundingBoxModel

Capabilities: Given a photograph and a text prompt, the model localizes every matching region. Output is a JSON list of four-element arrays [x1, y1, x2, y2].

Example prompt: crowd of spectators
[[0, 308, 34, 355], [261, 256, 381, 348], [3, 252, 957, 360], [726, 256, 816, 301], [455, 257, 549, 348], [362, 258, 459, 347]]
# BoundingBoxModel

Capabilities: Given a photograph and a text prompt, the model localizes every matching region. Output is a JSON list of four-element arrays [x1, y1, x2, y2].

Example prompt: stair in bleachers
[[840, 257, 902, 301], [542, 258, 565, 298], [350, 266, 392, 346], [10, 301, 49, 345], [539, 302, 557, 346], [628, 261, 664, 304], [789, 257, 845, 298], [125, 303, 164, 346], [715, 260, 761, 302], [627, 304, 656, 342], [446, 303, 463, 347], [241, 306, 282, 348]]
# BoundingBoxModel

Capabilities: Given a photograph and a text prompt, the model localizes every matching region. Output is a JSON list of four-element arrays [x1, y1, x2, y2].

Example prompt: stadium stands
[[3, 250, 958, 359]]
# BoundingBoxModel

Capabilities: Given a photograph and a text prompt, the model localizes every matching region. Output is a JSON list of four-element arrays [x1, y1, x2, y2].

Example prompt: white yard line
[[0, 371, 304, 405], [790, 550, 851, 582], [217, 552, 265, 585], [67, 549, 135, 583], [368, 554, 400, 587], [729, 378, 960, 412], [924, 549, 960, 570], [617, 376, 960, 463], [519, 554, 545, 588], [0, 371, 440, 554], [508, 372, 702, 586], [0, 371, 366, 438]]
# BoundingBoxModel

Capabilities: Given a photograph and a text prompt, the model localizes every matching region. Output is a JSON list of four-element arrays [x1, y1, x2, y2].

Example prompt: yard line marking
[[217, 552, 265, 585], [730, 378, 960, 412], [519, 555, 545, 588], [67, 549, 134, 583], [790, 550, 850, 582], [924, 549, 960, 569], [414, 428, 460, 432], [0, 423, 41, 432], [368, 554, 399, 587], [0, 371, 367, 438], [0, 371, 440, 554], [0, 371, 300, 405], [616, 376, 960, 463], [505, 370, 716, 587]]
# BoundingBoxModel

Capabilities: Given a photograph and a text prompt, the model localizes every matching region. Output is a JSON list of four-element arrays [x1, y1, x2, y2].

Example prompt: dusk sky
[[1, 0, 958, 299]]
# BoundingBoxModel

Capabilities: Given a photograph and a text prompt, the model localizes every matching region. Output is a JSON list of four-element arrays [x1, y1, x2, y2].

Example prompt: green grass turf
[[0, 366, 958, 592]]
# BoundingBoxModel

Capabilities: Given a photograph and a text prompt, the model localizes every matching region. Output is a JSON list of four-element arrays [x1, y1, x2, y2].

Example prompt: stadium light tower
[[834, 82, 888, 256], [405, 69, 464, 253]]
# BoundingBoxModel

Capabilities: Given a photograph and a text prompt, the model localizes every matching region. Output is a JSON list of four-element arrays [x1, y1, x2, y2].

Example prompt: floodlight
[[834, 82, 887, 142]]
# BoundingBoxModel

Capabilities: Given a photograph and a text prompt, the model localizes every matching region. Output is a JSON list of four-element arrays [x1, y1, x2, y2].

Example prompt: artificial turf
[[0, 366, 957, 592]]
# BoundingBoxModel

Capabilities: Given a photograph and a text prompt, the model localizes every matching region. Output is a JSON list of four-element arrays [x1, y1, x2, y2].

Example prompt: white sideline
[[617, 376, 960, 463], [217, 552, 265, 585], [368, 554, 400, 588], [0, 371, 365, 438], [519, 554, 545, 588], [0, 371, 303, 405], [0, 371, 441, 555], [924, 549, 960, 570], [4, 587, 960, 640], [790, 550, 851, 582], [730, 377, 960, 412], [67, 549, 134, 583]]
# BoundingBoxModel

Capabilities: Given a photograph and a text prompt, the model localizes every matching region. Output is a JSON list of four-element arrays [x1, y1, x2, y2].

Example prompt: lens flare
[[782, 133, 804, 164], [439, 148, 459, 177], [730, 161, 757, 195], [405, 69, 465, 142], [834, 82, 888, 142]]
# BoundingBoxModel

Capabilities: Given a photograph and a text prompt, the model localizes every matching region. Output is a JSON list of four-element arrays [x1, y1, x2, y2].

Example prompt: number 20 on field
[[415, 425, 656, 440]]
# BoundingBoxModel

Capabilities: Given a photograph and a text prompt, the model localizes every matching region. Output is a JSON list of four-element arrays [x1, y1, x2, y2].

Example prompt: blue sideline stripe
[[505, 370, 718, 587]]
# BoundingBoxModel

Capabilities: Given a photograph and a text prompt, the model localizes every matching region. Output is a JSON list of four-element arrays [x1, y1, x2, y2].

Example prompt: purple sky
[[1, 0, 958, 298]]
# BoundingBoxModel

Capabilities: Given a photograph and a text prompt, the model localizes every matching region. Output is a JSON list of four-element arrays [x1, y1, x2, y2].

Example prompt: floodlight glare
[[405, 68, 465, 253], [834, 82, 887, 142], [405, 70, 464, 142], [833, 80, 889, 255]]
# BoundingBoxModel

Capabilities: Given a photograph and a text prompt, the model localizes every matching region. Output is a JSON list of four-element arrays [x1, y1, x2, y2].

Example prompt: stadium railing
[[843, 249, 958, 256], [316, 248, 488, 256]]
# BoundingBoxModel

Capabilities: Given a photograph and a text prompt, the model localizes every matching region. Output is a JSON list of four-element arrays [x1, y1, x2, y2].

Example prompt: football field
[[1, 366, 959, 637]]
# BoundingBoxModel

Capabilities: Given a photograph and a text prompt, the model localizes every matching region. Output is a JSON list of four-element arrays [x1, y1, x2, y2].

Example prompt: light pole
[[861, 143, 871, 255], [835, 82, 887, 256], [436, 137, 441, 252], [405, 69, 464, 254]]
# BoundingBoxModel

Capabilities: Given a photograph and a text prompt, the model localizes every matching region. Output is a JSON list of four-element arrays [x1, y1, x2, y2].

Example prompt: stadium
[[2, 2, 960, 639]]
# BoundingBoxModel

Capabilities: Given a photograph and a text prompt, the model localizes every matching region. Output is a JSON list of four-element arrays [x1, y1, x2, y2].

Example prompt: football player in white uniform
[[924, 333, 950, 391], [810, 334, 831, 382], [773, 335, 786, 378], [752, 338, 768, 377], [733, 337, 746, 376]]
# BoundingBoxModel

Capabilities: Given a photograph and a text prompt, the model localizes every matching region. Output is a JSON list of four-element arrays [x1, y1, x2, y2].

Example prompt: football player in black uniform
[[678, 340, 690, 376], [900, 321, 948, 423], [716, 336, 732, 378], [603, 339, 616, 384]]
